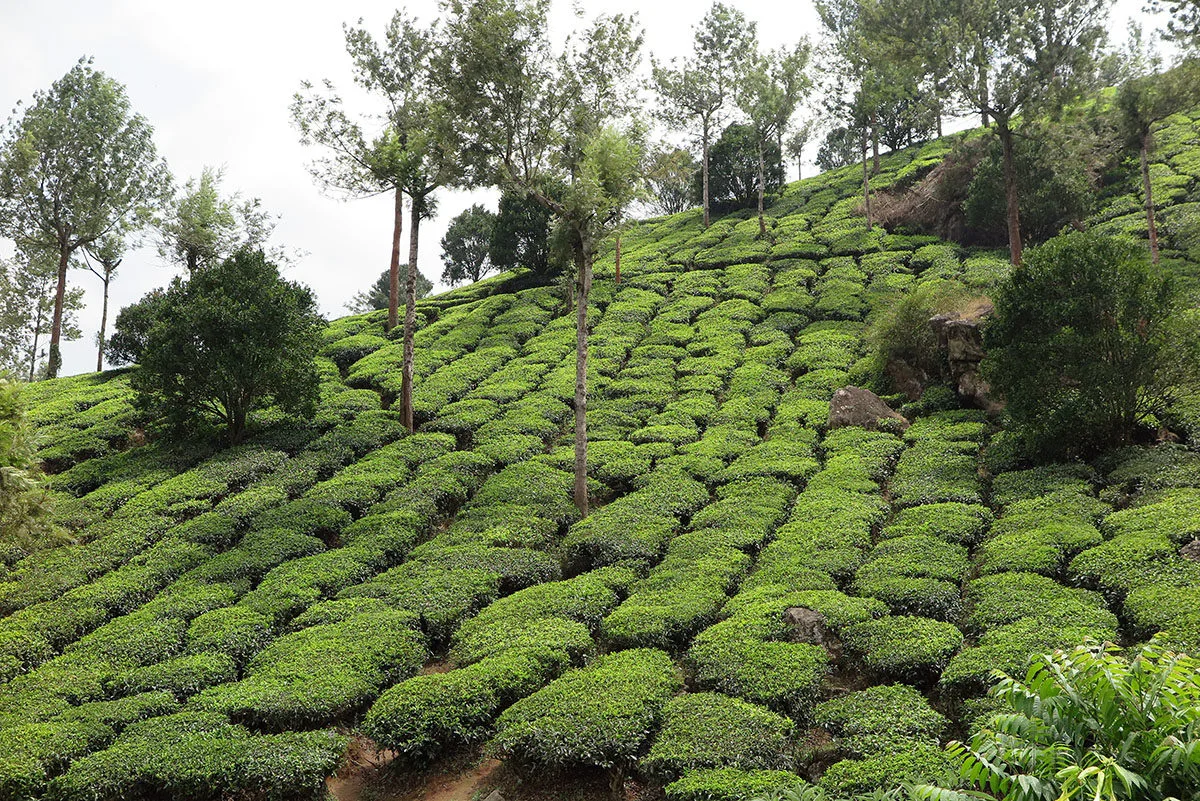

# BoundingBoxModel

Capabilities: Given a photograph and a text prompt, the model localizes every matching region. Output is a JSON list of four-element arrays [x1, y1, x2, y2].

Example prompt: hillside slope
[[4, 108, 1200, 801]]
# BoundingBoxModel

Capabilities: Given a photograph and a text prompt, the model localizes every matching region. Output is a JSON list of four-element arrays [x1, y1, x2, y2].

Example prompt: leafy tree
[[157, 166, 279, 273], [705, 123, 785, 210], [815, 125, 863, 172], [0, 250, 84, 380], [946, 0, 1110, 265], [131, 249, 324, 444], [984, 232, 1200, 459], [645, 146, 698, 216], [1117, 60, 1200, 263], [490, 190, 556, 276], [106, 289, 167, 367], [0, 57, 169, 378], [349, 267, 433, 313], [1147, 0, 1200, 52], [0, 377, 64, 565], [651, 2, 758, 228], [443, 0, 646, 515], [963, 126, 1096, 245], [83, 232, 127, 373], [737, 42, 812, 236], [914, 638, 1200, 801], [785, 118, 817, 180], [440, 203, 496, 285]]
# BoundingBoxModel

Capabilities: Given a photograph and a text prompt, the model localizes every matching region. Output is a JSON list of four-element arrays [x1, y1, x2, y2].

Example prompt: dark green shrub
[[490, 648, 682, 770], [664, 767, 811, 801], [842, 616, 963, 679], [815, 684, 946, 757], [641, 693, 795, 779], [363, 647, 569, 760], [985, 232, 1200, 459]]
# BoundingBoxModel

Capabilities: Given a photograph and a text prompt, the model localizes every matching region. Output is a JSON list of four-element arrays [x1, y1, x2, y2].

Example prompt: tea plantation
[[4, 107, 1200, 801]]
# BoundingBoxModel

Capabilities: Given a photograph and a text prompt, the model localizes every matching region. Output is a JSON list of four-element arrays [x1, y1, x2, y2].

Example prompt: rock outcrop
[[929, 305, 1002, 413], [827, 386, 910, 432]]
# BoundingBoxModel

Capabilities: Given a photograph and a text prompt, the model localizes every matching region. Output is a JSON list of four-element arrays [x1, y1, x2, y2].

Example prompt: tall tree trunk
[[614, 235, 621, 284], [862, 129, 873, 231], [1141, 132, 1160, 264], [47, 245, 70, 380], [573, 245, 591, 516], [402, 198, 420, 432], [757, 139, 767, 238], [871, 111, 880, 174], [29, 302, 43, 382], [998, 123, 1022, 266], [702, 120, 712, 229], [96, 273, 110, 373], [387, 185, 404, 333]]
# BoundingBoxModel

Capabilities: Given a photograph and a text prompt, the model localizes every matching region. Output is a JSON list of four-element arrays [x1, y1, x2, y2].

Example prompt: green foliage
[[441, 203, 497, 285], [131, 250, 324, 444], [490, 648, 682, 770], [866, 279, 976, 385], [347, 267, 433, 314], [915, 639, 1200, 801], [705, 124, 785, 211], [842, 616, 964, 679], [1, 378, 64, 563], [985, 232, 1200, 459], [642, 692, 795, 779], [665, 767, 810, 801]]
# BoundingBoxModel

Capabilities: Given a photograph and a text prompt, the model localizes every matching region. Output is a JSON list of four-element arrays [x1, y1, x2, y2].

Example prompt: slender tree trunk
[[402, 198, 420, 431], [614, 235, 621, 284], [702, 119, 712, 229], [1141, 132, 1160, 264], [862, 129, 873, 231], [47, 245, 70, 380], [797, 155, 803, 181], [998, 122, 1022, 266], [96, 274, 110, 373], [29, 303, 43, 382], [871, 111, 880, 174], [387, 185, 404, 333], [757, 139, 767, 238], [573, 245, 591, 516]]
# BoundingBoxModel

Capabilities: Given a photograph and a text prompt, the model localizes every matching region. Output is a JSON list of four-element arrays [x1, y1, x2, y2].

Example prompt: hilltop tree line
[[1, 0, 1199, 516]]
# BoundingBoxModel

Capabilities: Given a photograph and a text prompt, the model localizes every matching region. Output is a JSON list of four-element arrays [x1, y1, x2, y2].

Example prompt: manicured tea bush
[[641, 692, 795, 779], [490, 648, 682, 770], [841, 616, 963, 679]]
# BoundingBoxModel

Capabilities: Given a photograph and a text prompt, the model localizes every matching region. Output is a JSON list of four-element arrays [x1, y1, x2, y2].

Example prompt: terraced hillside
[[5, 107, 1200, 801]]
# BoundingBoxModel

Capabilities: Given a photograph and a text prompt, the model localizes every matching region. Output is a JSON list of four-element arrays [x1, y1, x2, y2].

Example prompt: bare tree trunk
[[977, 50, 990, 127], [614, 234, 621, 284], [387, 185, 404, 333], [1141, 132, 1160, 264], [47, 245, 70, 380], [998, 123, 1022, 266], [29, 303, 43, 382], [862, 129, 873, 231], [702, 121, 712, 229], [402, 198, 420, 432], [573, 246, 591, 516], [757, 139, 767, 238], [96, 273, 110, 373]]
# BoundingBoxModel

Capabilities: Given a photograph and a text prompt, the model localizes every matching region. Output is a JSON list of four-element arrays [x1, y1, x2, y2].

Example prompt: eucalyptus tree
[[441, 0, 646, 515], [296, 12, 462, 430], [736, 42, 811, 236], [651, 2, 758, 228], [0, 57, 168, 378], [0, 249, 84, 381], [645, 146, 699, 216], [785, 118, 817, 180], [83, 234, 123, 372], [946, 0, 1111, 265]]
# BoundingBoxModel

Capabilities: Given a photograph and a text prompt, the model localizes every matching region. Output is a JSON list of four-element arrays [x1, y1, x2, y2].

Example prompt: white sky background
[[1, 0, 1155, 376]]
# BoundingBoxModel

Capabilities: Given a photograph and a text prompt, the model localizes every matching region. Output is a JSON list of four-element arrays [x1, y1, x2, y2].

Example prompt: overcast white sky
[[1, 0, 1154, 376]]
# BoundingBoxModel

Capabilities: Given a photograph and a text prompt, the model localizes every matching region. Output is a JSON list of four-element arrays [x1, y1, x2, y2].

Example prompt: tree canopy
[[131, 249, 324, 444]]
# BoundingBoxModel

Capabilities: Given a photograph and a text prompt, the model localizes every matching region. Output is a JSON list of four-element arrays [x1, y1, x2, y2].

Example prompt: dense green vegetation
[[1, 90, 1198, 800]]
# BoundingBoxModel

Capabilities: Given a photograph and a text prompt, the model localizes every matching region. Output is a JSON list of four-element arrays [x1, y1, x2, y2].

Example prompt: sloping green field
[[4, 108, 1200, 801]]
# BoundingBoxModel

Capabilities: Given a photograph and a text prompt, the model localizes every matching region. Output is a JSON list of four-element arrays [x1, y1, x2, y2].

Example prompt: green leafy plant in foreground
[[914, 638, 1200, 801]]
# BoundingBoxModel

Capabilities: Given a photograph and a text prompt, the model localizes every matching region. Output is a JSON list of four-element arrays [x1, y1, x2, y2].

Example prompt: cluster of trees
[[0, 58, 289, 380], [436, 192, 557, 287]]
